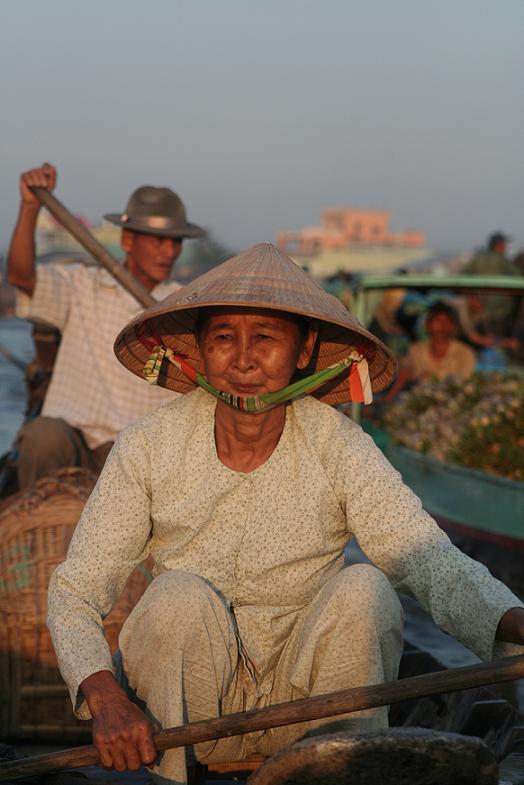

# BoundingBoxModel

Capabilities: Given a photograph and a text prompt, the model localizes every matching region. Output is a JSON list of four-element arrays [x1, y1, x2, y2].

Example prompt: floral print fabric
[[48, 389, 523, 716]]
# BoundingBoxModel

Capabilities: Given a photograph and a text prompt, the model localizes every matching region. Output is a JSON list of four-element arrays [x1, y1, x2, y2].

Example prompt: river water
[[0, 316, 522, 709], [0, 316, 34, 454]]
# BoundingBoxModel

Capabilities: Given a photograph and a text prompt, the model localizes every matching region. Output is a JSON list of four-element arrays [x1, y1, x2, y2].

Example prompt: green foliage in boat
[[381, 372, 524, 482]]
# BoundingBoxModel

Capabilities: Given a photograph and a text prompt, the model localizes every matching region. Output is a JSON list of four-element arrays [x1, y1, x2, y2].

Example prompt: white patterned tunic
[[48, 388, 523, 715], [16, 263, 179, 447]]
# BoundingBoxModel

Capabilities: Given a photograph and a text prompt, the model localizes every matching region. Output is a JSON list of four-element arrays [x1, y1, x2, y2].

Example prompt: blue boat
[[349, 274, 524, 596]]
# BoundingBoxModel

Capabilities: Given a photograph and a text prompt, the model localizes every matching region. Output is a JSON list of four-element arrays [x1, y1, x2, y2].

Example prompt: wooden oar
[[1, 654, 523, 781], [30, 187, 155, 309]]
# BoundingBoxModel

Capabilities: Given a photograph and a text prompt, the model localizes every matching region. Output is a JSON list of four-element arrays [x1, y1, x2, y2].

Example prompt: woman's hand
[[496, 607, 524, 645], [81, 670, 158, 772]]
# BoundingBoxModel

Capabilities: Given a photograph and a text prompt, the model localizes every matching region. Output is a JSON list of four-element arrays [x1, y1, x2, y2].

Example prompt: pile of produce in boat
[[380, 371, 524, 482]]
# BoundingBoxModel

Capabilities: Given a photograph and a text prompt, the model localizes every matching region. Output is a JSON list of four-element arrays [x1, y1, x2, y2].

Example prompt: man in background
[[7, 162, 205, 490], [465, 232, 515, 276], [462, 231, 518, 340]]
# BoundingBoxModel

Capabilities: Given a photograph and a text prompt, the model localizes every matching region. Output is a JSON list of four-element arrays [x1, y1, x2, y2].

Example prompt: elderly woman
[[48, 244, 524, 785]]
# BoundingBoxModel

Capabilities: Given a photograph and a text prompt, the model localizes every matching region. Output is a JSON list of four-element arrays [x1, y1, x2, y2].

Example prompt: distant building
[[278, 208, 425, 255], [277, 208, 429, 278]]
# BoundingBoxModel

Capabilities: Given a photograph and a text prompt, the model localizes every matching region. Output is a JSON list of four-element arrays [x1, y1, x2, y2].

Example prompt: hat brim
[[114, 243, 398, 406], [104, 213, 205, 239], [115, 304, 397, 407]]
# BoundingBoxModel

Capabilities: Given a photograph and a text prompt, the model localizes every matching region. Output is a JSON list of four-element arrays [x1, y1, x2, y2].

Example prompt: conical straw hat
[[115, 243, 397, 405]]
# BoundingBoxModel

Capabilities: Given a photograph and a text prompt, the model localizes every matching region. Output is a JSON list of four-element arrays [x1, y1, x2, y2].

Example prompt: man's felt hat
[[104, 186, 205, 239], [114, 243, 397, 406]]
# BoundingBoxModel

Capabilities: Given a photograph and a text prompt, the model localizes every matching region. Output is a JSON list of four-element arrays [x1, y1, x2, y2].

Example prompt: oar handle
[[2, 654, 523, 781], [30, 187, 156, 309]]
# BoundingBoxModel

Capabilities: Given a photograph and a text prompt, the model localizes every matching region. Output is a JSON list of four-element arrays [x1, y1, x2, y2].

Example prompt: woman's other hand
[[81, 670, 158, 772], [496, 607, 524, 645]]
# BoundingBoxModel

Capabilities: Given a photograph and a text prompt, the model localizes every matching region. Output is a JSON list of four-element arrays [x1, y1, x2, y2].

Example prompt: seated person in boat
[[7, 162, 205, 491], [384, 301, 476, 401], [47, 244, 524, 785]]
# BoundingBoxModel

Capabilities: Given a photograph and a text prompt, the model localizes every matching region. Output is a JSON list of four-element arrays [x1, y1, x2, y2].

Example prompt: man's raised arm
[[7, 162, 57, 296]]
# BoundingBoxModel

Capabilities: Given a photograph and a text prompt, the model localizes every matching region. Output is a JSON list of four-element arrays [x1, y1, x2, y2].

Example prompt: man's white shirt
[[16, 262, 179, 447]]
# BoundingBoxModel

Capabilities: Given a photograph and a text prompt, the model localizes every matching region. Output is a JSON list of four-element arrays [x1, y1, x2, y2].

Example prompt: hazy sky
[[1, 0, 523, 256]]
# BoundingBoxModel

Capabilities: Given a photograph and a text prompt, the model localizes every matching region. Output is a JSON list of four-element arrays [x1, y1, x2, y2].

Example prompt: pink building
[[277, 208, 425, 256]]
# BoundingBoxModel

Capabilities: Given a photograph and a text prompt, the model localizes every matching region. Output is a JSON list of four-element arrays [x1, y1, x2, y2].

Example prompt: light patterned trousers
[[118, 565, 404, 785]]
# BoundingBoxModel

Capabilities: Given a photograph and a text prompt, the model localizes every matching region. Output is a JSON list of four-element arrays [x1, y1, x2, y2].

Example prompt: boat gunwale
[[389, 439, 524, 492], [361, 420, 524, 546]]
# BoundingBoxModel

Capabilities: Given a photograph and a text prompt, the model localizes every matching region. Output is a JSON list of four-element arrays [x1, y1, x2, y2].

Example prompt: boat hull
[[363, 421, 524, 596]]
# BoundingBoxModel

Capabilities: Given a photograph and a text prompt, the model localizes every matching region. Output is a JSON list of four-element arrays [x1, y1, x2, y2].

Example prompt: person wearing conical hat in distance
[[7, 162, 204, 491], [47, 244, 524, 784]]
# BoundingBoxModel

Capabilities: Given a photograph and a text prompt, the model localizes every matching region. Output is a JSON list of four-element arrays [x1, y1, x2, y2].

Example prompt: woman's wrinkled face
[[198, 307, 317, 397]]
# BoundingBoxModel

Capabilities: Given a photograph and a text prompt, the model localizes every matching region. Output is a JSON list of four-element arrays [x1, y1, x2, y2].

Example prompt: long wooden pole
[[1, 654, 523, 781], [30, 188, 155, 309]]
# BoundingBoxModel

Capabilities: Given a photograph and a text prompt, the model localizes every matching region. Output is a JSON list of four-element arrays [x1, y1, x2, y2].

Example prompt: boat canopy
[[355, 273, 524, 296]]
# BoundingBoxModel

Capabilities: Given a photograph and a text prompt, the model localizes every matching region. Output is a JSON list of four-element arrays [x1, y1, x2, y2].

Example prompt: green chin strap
[[143, 345, 372, 412], [194, 356, 354, 413]]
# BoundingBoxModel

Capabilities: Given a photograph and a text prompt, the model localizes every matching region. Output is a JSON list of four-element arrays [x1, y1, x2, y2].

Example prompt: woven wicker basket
[[0, 468, 152, 741]]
